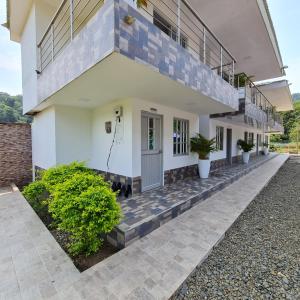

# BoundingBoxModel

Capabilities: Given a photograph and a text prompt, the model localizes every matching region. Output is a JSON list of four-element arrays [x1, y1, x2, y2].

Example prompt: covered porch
[[108, 152, 278, 248]]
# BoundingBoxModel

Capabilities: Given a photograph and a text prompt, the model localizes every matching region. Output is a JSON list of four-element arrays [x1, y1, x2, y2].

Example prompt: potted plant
[[237, 139, 255, 164], [263, 142, 269, 155], [190, 134, 216, 178]]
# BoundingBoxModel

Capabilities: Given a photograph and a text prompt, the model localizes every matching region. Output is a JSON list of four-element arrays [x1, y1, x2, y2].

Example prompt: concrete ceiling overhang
[[257, 80, 293, 112], [7, 0, 61, 42], [32, 53, 237, 115], [188, 0, 285, 81]]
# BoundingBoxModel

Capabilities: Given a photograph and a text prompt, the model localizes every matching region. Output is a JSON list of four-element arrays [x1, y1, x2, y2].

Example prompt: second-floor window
[[153, 11, 188, 49], [216, 126, 224, 151]]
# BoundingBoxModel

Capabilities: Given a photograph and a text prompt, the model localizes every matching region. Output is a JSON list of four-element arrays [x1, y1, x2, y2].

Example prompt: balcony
[[211, 74, 284, 133], [33, 0, 238, 114]]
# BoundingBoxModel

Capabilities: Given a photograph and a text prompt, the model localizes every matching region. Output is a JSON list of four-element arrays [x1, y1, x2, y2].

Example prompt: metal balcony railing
[[141, 0, 236, 85], [37, 0, 236, 86], [236, 73, 283, 126], [37, 0, 104, 72]]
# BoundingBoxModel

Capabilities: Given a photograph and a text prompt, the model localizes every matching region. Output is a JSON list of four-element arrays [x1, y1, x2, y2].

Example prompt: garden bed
[[31, 206, 119, 272]]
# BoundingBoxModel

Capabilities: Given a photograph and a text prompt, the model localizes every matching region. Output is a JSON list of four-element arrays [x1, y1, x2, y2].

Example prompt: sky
[[0, 0, 299, 96]]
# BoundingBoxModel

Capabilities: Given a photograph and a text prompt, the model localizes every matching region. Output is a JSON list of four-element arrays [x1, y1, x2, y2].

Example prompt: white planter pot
[[242, 152, 250, 164], [263, 147, 269, 155], [198, 159, 211, 179]]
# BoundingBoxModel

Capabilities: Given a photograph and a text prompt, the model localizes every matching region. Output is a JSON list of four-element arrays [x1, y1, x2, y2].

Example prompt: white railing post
[[177, 0, 181, 44], [220, 46, 223, 78], [70, 0, 73, 40], [203, 27, 206, 64], [232, 60, 235, 86], [51, 24, 54, 62]]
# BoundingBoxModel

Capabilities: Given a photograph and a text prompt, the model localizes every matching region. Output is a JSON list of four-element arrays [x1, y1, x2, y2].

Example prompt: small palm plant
[[190, 134, 216, 178], [190, 134, 216, 160], [237, 139, 255, 152], [237, 139, 255, 164]]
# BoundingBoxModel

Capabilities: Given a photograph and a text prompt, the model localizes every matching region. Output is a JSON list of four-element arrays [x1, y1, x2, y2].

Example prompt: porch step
[[107, 154, 278, 248]]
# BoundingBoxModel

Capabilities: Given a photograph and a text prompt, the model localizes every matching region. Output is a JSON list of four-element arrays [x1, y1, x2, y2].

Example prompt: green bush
[[41, 161, 95, 193], [23, 162, 122, 256], [49, 173, 121, 255], [23, 180, 48, 216]]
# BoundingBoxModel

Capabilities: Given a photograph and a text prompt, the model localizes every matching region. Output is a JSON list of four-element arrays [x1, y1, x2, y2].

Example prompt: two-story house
[[6, 0, 292, 195]]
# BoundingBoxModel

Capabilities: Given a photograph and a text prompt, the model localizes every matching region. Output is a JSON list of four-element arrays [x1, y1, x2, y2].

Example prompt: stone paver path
[[0, 154, 288, 299]]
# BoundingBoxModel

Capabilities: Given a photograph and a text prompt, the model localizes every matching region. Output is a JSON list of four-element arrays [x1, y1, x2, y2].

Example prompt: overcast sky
[[0, 0, 299, 96]]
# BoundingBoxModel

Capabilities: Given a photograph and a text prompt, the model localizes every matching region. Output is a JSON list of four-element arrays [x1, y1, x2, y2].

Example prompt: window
[[148, 117, 155, 150], [153, 11, 188, 49], [244, 131, 248, 143], [173, 118, 189, 156], [216, 126, 224, 151], [248, 133, 254, 144]]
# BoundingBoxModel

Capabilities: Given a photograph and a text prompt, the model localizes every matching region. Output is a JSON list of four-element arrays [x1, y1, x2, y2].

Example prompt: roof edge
[[260, 0, 285, 76]]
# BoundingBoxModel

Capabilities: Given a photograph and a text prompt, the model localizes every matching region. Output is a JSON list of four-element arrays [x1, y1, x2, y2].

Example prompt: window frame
[[153, 10, 188, 49], [216, 126, 224, 151], [173, 118, 189, 156]]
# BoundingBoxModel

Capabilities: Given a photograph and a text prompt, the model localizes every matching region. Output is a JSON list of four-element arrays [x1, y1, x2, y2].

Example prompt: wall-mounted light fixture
[[124, 15, 135, 25]]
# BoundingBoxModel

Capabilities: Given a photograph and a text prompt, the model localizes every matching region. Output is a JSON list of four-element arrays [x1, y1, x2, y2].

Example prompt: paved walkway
[[0, 155, 288, 299]]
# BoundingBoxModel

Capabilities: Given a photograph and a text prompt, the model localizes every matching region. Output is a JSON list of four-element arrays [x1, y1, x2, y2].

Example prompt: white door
[[141, 113, 163, 192]]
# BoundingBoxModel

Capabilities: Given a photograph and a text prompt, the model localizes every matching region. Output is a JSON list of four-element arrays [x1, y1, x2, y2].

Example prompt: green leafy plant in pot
[[262, 142, 269, 155], [237, 139, 255, 164], [190, 134, 216, 178]]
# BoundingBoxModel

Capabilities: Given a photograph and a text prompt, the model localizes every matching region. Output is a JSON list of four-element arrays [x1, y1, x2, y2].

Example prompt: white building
[[6, 0, 293, 194]]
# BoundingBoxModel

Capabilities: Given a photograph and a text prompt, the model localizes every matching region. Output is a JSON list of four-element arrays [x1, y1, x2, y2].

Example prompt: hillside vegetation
[[0, 92, 32, 123], [271, 93, 300, 143]]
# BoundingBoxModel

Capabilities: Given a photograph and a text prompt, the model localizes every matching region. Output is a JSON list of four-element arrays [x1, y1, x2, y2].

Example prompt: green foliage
[[289, 125, 300, 142], [190, 134, 216, 160], [41, 161, 95, 193], [135, 0, 147, 7], [271, 99, 300, 143], [237, 139, 255, 152], [0, 92, 32, 123], [23, 162, 121, 256], [23, 181, 48, 216], [49, 173, 121, 256]]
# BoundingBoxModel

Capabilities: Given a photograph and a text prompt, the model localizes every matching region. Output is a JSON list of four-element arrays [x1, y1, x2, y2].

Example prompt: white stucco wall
[[21, 5, 38, 114], [90, 99, 133, 177], [198, 116, 265, 161], [55, 106, 92, 165], [132, 99, 199, 178], [32, 107, 56, 169]]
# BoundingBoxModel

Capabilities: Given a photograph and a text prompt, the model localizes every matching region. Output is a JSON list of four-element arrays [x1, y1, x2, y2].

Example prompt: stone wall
[[0, 123, 32, 188]]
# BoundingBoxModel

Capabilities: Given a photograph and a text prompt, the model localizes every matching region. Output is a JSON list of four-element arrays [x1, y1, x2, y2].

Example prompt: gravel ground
[[172, 156, 300, 300]]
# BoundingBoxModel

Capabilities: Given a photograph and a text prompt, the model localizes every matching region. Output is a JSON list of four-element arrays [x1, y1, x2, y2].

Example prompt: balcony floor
[[108, 153, 278, 248]]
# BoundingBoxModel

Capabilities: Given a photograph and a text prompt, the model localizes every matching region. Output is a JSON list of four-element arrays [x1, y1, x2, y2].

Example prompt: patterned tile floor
[[118, 154, 277, 231]]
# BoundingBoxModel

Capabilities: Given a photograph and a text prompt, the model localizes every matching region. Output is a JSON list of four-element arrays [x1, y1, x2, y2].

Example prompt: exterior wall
[[0, 124, 32, 188], [209, 119, 263, 161], [55, 106, 92, 165], [36, 0, 116, 108], [21, 5, 38, 113], [132, 98, 199, 178], [32, 107, 56, 169], [30, 0, 238, 114], [90, 99, 133, 177]]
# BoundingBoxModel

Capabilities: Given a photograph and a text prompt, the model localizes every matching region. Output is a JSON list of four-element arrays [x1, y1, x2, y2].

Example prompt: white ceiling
[[188, 0, 284, 81], [34, 53, 237, 115], [257, 80, 293, 111]]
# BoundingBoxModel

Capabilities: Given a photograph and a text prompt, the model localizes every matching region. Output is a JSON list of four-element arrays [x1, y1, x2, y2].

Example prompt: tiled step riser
[[108, 155, 277, 249]]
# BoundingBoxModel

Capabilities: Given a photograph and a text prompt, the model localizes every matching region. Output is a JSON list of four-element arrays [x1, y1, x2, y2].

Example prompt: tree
[[0, 92, 32, 123]]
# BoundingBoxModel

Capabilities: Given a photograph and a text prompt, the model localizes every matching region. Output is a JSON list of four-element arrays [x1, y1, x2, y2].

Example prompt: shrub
[[49, 173, 121, 256], [41, 161, 95, 193], [23, 180, 48, 216]]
